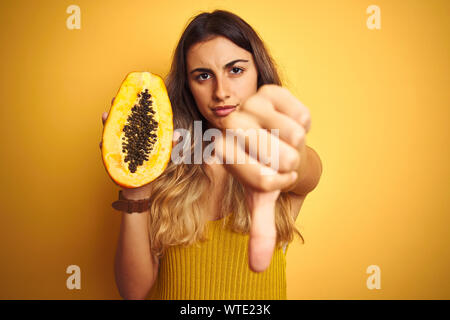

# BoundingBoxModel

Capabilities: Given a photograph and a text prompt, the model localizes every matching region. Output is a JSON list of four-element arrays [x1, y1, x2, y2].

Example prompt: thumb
[[102, 112, 108, 125], [246, 188, 280, 273], [172, 130, 181, 147]]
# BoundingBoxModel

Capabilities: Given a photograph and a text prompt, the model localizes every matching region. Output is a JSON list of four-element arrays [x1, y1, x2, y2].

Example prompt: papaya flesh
[[102, 72, 173, 188]]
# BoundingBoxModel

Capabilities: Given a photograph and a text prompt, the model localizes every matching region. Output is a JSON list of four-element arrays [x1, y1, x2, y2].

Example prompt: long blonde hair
[[147, 10, 304, 260]]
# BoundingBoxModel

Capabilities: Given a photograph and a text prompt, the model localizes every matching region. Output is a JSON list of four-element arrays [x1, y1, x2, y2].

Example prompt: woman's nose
[[213, 77, 230, 101]]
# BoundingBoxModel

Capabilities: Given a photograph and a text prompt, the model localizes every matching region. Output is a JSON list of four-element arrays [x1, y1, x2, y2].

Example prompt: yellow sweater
[[148, 215, 290, 300]]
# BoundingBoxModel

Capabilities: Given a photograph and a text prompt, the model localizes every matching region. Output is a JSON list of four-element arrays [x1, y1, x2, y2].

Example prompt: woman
[[101, 9, 322, 300]]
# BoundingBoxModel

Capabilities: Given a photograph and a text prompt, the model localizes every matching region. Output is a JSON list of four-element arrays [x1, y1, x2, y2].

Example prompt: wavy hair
[[147, 9, 304, 260]]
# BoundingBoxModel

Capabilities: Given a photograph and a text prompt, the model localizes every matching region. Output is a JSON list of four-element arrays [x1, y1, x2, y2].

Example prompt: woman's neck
[[205, 162, 227, 184]]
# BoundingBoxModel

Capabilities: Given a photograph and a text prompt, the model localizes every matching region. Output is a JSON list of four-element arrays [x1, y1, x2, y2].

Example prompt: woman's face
[[186, 36, 258, 129]]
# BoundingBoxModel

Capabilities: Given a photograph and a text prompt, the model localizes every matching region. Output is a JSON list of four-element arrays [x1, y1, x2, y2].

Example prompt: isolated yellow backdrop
[[0, 0, 448, 299]]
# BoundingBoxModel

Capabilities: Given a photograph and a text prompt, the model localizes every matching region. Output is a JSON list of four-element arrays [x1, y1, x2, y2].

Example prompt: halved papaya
[[101, 71, 173, 188]]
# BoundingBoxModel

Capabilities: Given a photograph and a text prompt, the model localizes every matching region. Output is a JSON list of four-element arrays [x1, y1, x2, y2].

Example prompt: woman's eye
[[231, 67, 244, 74], [197, 73, 211, 81]]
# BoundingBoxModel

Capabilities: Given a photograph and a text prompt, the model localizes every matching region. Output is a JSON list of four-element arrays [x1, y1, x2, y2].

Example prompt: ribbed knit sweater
[[148, 215, 289, 300]]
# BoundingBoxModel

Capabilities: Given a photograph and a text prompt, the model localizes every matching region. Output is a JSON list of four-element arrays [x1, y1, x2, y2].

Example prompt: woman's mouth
[[212, 105, 236, 117]]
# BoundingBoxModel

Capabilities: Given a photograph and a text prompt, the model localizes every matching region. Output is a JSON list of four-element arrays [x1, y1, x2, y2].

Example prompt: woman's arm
[[114, 190, 159, 300], [281, 145, 323, 196]]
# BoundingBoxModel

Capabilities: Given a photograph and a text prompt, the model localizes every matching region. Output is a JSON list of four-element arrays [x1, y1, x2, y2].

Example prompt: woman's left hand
[[212, 84, 311, 272]]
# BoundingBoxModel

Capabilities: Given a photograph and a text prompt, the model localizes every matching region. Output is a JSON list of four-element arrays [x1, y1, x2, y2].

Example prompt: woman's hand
[[212, 84, 311, 272]]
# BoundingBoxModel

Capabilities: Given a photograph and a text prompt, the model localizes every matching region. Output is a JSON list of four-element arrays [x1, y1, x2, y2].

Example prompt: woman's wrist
[[121, 188, 151, 200]]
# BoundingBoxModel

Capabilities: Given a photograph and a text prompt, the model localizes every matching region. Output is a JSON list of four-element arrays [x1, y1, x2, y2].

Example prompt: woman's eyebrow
[[189, 59, 249, 74]]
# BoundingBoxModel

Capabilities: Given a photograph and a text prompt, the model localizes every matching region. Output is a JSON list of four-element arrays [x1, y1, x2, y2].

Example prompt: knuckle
[[259, 84, 277, 95], [258, 174, 274, 192], [288, 151, 300, 170], [303, 110, 311, 121], [241, 96, 256, 112], [294, 110, 303, 123], [301, 108, 311, 123], [279, 86, 290, 95], [303, 114, 312, 132], [246, 95, 272, 113], [281, 150, 299, 171], [292, 126, 305, 146], [259, 84, 270, 95]]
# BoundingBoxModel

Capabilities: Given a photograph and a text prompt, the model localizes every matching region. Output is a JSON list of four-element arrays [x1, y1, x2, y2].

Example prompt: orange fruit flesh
[[102, 72, 173, 188]]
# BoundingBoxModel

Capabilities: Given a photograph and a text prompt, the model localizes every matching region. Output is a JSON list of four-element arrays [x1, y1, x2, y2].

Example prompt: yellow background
[[0, 0, 448, 299]]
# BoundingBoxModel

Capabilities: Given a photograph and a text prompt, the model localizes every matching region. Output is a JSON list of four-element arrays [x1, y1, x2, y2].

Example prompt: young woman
[[100, 10, 322, 300]]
